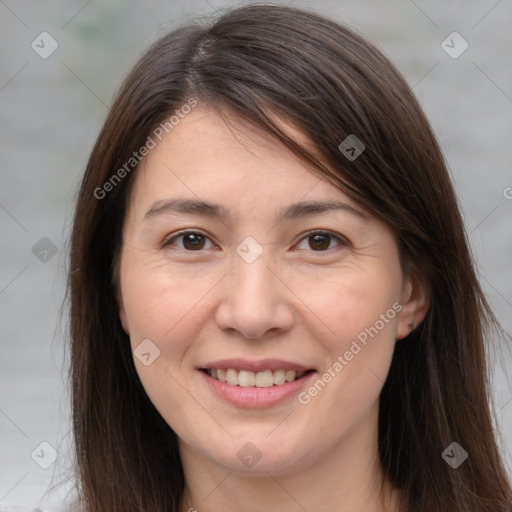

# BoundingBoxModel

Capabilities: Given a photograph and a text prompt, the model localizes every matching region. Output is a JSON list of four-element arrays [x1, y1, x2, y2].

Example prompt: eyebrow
[[143, 198, 367, 222]]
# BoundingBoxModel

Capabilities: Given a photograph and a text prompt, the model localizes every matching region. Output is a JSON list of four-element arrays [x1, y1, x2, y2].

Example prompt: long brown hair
[[68, 4, 512, 511]]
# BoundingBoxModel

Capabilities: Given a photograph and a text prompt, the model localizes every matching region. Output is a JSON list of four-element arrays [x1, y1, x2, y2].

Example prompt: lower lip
[[199, 370, 316, 409]]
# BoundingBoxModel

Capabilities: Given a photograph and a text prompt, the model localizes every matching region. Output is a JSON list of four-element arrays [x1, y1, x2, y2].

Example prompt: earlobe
[[396, 273, 430, 340]]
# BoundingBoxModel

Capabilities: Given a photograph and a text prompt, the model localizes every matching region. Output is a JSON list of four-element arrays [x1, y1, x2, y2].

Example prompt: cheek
[[119, 256, 212, 422], [119, 254, 224, 359], [295, 265, 401, 405], [294, 263, 401, 344]]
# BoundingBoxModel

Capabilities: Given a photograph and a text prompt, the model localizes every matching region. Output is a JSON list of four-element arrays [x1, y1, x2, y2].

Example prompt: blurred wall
[[1, 0, 511, 509]]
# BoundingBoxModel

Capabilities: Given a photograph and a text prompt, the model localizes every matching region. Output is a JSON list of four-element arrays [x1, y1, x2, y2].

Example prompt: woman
[[66, 4, 511, 512]]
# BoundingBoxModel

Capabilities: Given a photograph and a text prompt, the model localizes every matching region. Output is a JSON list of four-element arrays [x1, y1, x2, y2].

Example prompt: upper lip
[[200, 359, 315, 373]]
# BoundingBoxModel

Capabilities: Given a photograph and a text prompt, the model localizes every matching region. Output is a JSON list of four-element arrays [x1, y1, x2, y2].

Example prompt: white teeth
[[225, 368, 238, 386], [255, 370, 274, 388], [285, 370, 296, 382], [206, 368, 308, 387], [273, 369, 286, 385], [238, 370, 256, 387]]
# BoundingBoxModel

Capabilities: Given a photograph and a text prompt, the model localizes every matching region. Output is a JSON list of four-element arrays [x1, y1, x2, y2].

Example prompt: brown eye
[[308, 233, 331, 251], [163, 231, 214, 251], [295, 231, 346, 252], [182, 233, 206, 250]]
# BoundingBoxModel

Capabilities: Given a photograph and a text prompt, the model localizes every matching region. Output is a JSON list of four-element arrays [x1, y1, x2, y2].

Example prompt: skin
[[117, 105, 430, 512]]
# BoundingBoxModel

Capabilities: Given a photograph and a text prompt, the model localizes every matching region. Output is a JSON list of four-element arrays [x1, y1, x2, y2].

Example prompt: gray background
[[1, 0, 511, 510]]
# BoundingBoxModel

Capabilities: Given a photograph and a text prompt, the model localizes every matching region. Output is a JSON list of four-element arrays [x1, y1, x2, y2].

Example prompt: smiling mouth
[[200, 368, 315, 388]]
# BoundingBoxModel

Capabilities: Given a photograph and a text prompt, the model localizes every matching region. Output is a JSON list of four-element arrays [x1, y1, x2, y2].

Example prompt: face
[[117, 105, 428, 476]]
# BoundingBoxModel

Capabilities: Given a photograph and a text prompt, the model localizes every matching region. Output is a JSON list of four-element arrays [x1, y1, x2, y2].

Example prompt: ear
[[396, 271, 430, 340]]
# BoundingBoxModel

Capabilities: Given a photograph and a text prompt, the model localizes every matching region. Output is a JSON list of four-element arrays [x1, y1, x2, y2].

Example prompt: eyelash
[[161, 229, 349, 253]]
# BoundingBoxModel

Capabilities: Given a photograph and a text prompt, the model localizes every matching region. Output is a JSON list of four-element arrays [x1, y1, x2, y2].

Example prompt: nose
[[214, 253, 294, 340]]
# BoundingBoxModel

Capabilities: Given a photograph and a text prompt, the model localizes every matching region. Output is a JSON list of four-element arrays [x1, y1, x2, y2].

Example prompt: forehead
[[126, 106, 361, 222]]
